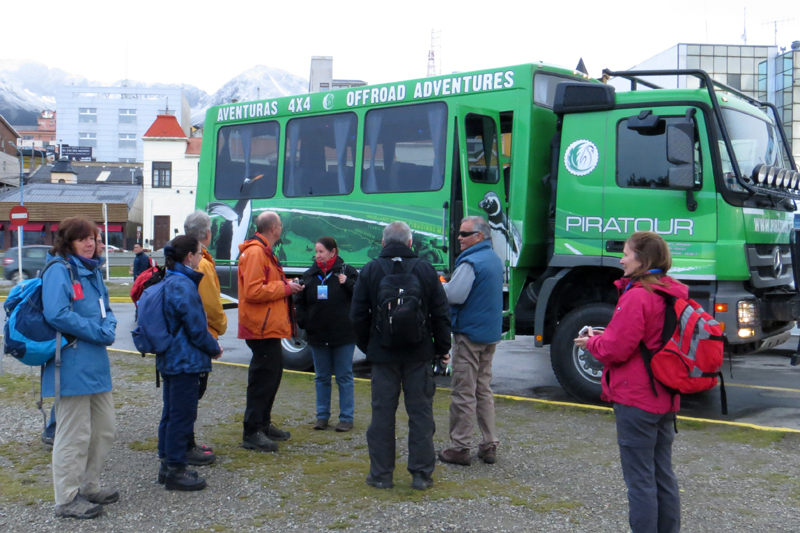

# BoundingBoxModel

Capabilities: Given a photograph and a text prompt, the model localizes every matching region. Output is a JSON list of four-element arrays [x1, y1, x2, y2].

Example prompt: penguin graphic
[[206, 174, 265, 260], [478, 191, 521, 266]]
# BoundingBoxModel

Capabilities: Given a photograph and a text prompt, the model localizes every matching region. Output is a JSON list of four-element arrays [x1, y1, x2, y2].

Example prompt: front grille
[[745, 243, 793, 289]]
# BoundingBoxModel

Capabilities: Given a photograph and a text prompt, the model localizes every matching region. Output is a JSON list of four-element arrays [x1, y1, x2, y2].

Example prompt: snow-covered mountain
[[190, 65, 308, 126], [0, 60, 308, 127]]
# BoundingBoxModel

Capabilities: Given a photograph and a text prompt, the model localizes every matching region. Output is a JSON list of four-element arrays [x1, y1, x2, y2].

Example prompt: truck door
[[602, 106, 717, 271], [453, 107, 511, 279]]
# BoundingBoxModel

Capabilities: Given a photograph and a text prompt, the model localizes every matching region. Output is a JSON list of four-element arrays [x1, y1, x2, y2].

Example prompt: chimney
[[50, 157, 78, 184]]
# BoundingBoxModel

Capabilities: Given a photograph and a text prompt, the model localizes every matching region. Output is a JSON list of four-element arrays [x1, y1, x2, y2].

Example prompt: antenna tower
[[762, 16, 795, 47], [427, 29, 441, 77]]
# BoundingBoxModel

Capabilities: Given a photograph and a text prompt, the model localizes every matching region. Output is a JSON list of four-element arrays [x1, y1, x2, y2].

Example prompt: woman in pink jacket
[[575, 231, 686, 533]]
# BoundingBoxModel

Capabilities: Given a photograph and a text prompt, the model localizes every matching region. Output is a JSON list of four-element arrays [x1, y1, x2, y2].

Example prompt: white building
[[56, 86, 190, 163], [141, 114, 201, 250]]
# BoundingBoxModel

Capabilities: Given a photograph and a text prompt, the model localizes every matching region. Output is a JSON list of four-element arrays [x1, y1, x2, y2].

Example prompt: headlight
[[737, 300, 759, 326]]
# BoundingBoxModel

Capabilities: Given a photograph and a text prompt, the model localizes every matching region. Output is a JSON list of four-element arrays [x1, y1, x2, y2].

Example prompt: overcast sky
[[2, 0, 798, 93]]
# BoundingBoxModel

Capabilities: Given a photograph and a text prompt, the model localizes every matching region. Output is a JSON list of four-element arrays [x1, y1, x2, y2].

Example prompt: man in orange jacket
[[238, 211, 303, 452]]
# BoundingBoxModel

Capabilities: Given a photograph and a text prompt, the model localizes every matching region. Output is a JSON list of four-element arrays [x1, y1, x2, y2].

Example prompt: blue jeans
[[311, 344, 355, 422], [158, 373, 200, 467], [614, 403, 681, 533]]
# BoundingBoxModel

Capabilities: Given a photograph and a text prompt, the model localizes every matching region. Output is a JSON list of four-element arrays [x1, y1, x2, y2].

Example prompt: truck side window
[[361, 102, 447, 194], [616, 116, 702, 189], [214, 121, 280, 200], [465, 113, 500, 184]]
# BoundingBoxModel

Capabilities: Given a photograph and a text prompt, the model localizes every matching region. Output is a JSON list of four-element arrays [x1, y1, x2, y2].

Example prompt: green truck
[[197, 63, 799, 402]]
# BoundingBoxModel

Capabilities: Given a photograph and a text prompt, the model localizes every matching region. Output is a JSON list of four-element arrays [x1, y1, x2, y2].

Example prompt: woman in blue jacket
[[42, 216, 118, 520], [155, 236, 222, 491]]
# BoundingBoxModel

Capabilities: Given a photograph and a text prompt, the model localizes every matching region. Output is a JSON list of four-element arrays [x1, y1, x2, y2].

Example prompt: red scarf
[[316, 255, 337, 274]]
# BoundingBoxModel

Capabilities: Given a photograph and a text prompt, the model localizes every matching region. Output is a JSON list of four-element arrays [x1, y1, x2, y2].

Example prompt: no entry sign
[[9, 205, 29, 227]]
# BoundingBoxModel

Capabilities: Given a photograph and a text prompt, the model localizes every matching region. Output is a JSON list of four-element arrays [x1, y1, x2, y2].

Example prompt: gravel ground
[[0, 350, 799, 532]]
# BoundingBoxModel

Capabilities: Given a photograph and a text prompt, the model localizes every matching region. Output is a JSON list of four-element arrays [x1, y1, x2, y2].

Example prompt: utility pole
[[427, 29, 441, 77]]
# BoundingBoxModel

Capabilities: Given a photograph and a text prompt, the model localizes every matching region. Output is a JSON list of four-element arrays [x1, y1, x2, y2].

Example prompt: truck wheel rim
[[572, 326, 605, 384]]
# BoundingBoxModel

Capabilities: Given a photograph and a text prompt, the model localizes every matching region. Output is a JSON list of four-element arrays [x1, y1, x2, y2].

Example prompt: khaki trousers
[[448, 333, 498, 451], [52, 391, 115, 505]]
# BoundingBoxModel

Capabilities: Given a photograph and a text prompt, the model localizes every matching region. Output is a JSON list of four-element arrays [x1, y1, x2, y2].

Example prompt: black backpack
[[375, 258, 426, 347]]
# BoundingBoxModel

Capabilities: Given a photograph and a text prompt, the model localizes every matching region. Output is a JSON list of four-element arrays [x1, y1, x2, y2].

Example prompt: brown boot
[[478, 444, 497, 464], [438, 447, 471, 466]]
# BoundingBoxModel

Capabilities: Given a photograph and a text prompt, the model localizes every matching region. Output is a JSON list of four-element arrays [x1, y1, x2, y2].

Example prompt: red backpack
[[640, 291, 727, 414], [130, 266, 166, 306]]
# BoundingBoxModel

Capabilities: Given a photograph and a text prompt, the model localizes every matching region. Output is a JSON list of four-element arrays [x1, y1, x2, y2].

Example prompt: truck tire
[[550, 303, 615, 403], [281, 328, 314, 371]]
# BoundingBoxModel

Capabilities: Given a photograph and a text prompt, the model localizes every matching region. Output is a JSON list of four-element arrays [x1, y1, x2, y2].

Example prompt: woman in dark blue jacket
[[42, 216, 117, 520], [155, 236, 222, 491]]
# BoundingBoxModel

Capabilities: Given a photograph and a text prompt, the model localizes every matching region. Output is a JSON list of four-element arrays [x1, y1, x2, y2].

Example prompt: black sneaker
[[186, 445, 216, 466], [54, 494, 103, 519], [242, 431, 278, 452], [165, 466, 206, 491], [365, 474, 393, 489], [411, 474, 433, 491], [157, 461, 167, 484], [265, 424, 291, 441]]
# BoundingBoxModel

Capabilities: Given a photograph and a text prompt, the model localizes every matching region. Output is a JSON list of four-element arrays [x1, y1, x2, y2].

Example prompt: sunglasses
[[458, 231, 479, 238]]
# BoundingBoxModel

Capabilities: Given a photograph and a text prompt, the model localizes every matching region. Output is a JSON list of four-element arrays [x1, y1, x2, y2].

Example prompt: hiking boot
[[165, 466, 206, 491], [335, 420, 353, 432], [186, 445, 216, 466], [54, 494, 103, 519], [157, 461, 168, 484], [313, 418, 329, 430], [365, 474, 393, 489], [411, 473, 434, 491], [265, 423, 291, 441], [478, 445, 497, 464], [82, 487, 119, 505], [242, 431, 278, 452], [438, 447, 472, 466]]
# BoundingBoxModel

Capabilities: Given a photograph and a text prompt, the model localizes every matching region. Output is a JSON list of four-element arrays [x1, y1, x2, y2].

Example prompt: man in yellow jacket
[[183, 210, 228, 466], [238, 211, 303, 452]]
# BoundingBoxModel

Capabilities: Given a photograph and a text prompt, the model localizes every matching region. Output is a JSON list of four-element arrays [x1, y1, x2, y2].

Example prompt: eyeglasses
[[458, 231, 479, 238]]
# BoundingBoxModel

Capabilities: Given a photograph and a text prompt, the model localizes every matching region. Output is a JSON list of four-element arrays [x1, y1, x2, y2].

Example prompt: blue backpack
[[4, 259, 77, 366], [131, 275, 177, 355]]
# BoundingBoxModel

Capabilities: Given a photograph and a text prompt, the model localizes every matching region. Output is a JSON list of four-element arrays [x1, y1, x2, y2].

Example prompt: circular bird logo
[[564, 139, 599, 176], [323, 93, 335, 110]]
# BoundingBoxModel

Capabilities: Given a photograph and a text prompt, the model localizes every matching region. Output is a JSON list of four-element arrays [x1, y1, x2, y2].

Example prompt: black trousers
[[367, 360, 436, 483], [243, 338, 284, 437]]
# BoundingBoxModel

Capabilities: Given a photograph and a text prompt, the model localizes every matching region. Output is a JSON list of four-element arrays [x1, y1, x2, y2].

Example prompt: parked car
[[3, 245, 51, 281]]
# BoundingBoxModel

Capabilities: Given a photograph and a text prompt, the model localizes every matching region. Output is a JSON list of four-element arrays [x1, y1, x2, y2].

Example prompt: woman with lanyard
[[295, 237, 359, 432], [574, 231, 686, 533]]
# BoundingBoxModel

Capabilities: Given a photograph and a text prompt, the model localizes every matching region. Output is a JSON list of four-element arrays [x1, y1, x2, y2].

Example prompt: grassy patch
[[129, 436, 159, 452], [0, 440, 54, 504], [677, 419, 711, 431], [717, 427, 785, 447], [0, 371, 39, 404]]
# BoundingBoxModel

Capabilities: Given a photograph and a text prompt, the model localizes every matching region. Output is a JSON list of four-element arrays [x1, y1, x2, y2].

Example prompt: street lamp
[[8, 142, 24, 281]]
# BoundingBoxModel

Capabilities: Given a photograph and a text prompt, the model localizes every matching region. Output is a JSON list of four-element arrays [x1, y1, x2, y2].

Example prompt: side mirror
[[667, 109, 697, 191]]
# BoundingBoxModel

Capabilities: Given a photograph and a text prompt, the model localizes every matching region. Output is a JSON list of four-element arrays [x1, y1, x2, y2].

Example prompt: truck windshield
[[719, 108, 789, 184]]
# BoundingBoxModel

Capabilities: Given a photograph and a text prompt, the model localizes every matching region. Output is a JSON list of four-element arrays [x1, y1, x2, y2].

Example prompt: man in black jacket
[[132, 244, 151, 280], [350, 221, 451, 491]]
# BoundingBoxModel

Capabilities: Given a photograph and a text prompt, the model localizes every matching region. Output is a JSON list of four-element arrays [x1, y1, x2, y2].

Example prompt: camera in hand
[[432, 355, 452, 377]]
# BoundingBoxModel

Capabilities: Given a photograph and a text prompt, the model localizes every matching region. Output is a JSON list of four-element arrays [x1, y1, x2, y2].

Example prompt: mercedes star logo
[[772, 246, 783, 278]]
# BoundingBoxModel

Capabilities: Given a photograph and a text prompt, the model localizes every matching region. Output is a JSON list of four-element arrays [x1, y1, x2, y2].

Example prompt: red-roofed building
[[141, 115, 202, 250]]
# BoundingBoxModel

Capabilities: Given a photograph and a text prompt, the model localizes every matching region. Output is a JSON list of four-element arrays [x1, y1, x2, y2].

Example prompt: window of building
[[283, 113, 357, 197], [616, 115, 702, 189], [119, 158, 136, 163], [214, 121, 280, 200], [79, 108, 97, 123], [152, 161, 172, 188], [119, 109, 137, 124], [79, 132, 97, 148], [465, 114, 500, 184], [119, 133, 136, 149], [361, 102, 447, 193]]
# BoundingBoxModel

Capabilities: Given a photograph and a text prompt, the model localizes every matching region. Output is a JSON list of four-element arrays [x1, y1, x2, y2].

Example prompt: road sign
[[9, 205, 29, 227]]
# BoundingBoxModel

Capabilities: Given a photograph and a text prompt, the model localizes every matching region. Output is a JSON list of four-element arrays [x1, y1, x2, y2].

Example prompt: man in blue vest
[[438, 216, 503, 466]]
